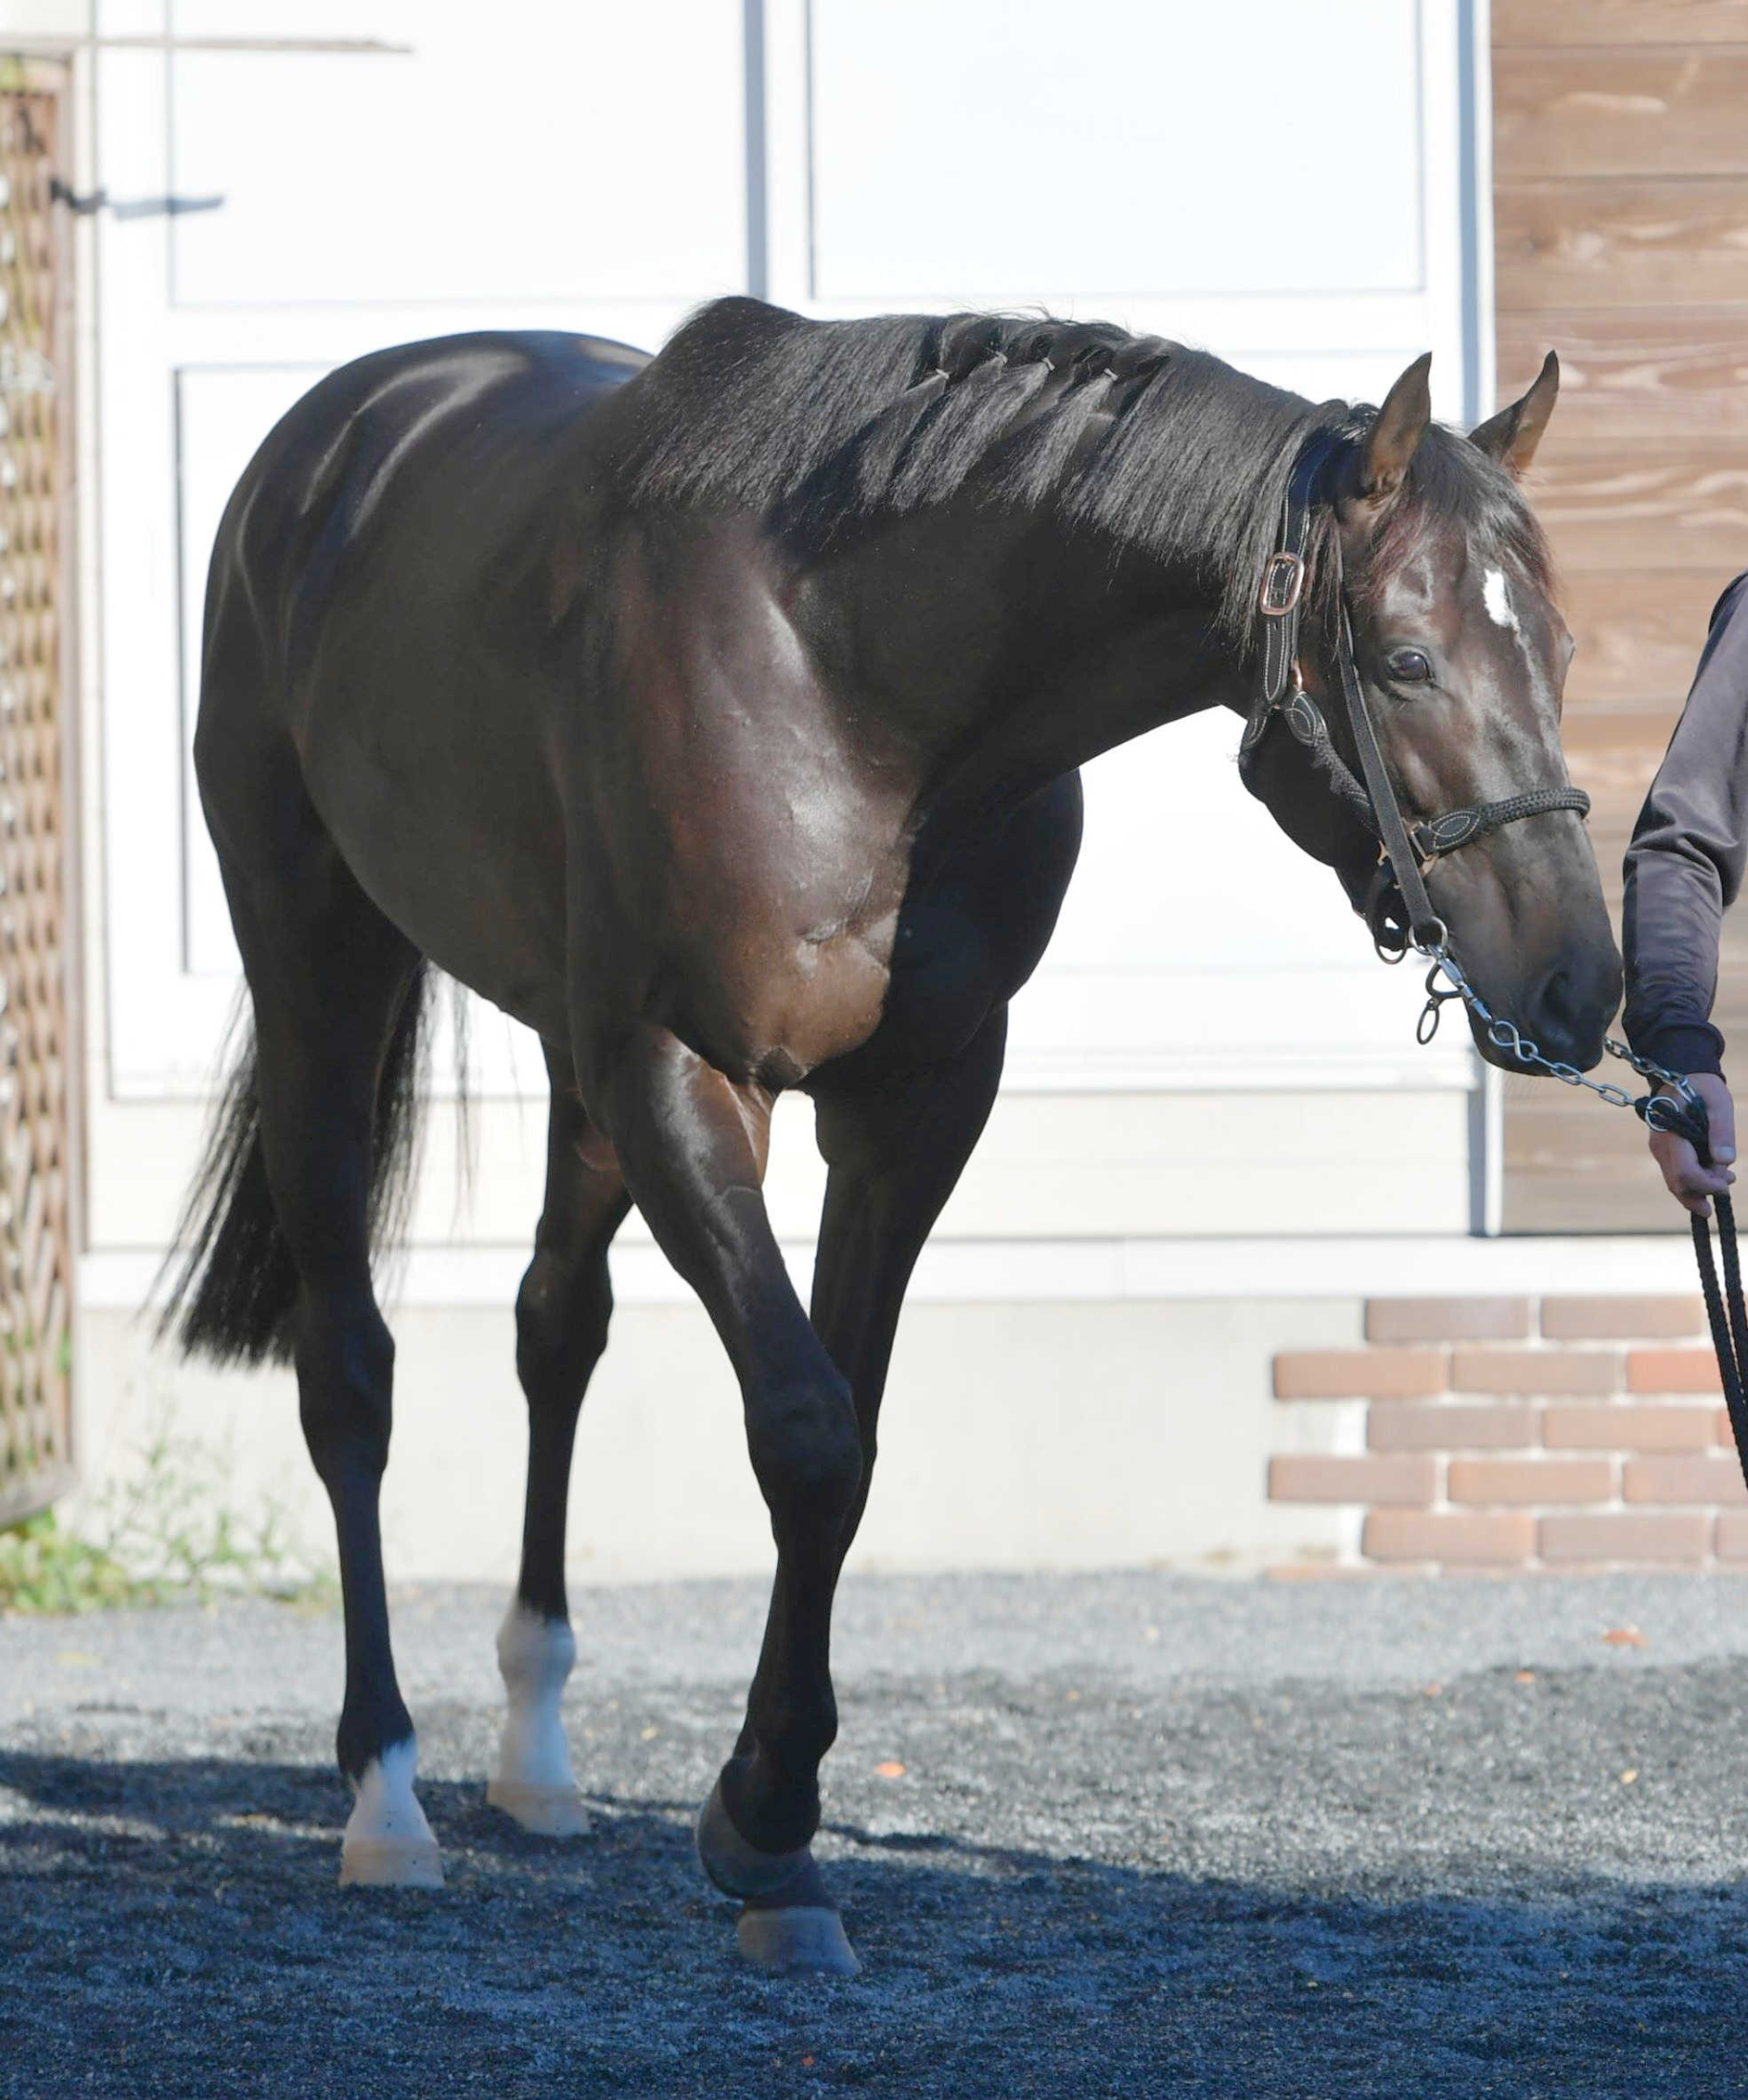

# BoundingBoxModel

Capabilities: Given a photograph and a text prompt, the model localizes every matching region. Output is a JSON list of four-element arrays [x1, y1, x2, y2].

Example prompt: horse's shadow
[[5, 1744, 1748, 2098]]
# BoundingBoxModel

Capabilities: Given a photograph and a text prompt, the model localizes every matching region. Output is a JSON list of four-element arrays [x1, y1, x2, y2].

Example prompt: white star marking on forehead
[[1482, 566, 1521, 638]]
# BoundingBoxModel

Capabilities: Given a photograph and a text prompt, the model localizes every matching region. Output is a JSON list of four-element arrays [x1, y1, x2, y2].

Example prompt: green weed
[[1, 1406, 335, 1615], [0, 1510, 152, 1613]]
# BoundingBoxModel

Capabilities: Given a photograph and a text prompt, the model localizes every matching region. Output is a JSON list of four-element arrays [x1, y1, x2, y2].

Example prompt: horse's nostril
[[1532, 952, 1618, 1065], [1540, 968, 1581, 1031]]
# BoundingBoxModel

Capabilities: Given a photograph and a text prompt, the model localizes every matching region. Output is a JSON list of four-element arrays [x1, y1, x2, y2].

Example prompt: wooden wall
[[1493, 0, 1748, 1231]]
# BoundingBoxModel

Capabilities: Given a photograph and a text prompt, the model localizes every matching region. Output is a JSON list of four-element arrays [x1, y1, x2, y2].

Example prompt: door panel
[[167, 2, 744, 308], [807, 0, 1422, 302], [766, 0, 1480, 1095], [96, 0, 746, 1094]]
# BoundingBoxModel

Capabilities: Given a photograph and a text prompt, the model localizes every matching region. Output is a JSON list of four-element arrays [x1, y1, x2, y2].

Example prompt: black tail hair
[[155, 962, 434, 1367]]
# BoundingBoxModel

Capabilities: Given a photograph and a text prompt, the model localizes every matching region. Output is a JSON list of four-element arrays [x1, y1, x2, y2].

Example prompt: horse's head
[[1258, 352, 1621, 1074]]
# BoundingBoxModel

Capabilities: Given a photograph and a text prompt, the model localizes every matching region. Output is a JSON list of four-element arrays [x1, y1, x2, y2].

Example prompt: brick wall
[[1268, 1297, 1740, 1571]]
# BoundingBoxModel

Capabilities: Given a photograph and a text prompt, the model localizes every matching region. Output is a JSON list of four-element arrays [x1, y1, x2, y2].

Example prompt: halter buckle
[[1257, 551, 1305, 619]]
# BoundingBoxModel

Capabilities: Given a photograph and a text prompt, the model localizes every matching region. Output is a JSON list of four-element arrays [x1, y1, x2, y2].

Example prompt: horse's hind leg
[[207, 755, 438, 1888], [593, 1024, 863, 1974], [489, 1042, 629, 1835]]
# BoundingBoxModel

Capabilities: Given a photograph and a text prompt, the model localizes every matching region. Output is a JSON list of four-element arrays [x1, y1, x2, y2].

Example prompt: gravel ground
[[8, 1571, 1748, 2097]]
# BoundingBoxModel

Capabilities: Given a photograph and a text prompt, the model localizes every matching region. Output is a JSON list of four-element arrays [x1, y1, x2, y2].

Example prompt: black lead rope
[[1656, 1096, 1748, 1496], [1696, 1199, 1748, 1495]]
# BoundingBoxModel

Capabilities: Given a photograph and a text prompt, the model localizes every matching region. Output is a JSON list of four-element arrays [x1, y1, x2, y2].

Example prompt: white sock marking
[[494, 1602, 579, 1794], [344, 1738, 436, 1849]]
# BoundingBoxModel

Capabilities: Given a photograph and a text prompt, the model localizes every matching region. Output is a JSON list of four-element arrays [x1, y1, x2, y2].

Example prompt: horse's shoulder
[[862, 774, 1085, 1066], [925, 775, 1085, 917]]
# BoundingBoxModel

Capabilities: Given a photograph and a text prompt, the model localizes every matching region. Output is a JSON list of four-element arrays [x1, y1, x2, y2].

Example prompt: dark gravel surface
[[8, 1571, 1748, 2097]]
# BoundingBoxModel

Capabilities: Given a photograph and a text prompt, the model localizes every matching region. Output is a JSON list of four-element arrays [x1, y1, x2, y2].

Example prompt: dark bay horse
[[162, 297, 1620, 1971]]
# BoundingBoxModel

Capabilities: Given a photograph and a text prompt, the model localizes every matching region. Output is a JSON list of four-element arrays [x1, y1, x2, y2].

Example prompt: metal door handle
[[49, 178, 223, 219]]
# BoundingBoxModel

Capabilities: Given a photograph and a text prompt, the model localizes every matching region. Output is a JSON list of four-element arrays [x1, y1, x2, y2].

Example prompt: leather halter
[[1238, 429, 1590, 959]]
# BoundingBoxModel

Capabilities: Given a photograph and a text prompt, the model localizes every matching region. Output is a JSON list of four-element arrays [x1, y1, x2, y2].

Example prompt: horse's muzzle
[[1471, 942, 1622, 1077]]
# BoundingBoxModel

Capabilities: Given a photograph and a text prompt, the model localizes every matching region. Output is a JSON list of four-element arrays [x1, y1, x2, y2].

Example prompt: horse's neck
[[797, 503, 1248, 822]]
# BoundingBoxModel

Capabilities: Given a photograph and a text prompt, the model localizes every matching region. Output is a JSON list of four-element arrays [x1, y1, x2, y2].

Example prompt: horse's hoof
[[695, 1774, 810, 1898], [486, 1778, 591, 1837], [339, 1741, 443, 1888], [698, 1780, 858, 1973], [736, 1904, 859, 1976], [339, 1834, 445, 1889]]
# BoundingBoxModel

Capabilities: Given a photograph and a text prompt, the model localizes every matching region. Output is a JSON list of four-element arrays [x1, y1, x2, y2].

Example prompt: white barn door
[[93, 0, 1485, 1143]]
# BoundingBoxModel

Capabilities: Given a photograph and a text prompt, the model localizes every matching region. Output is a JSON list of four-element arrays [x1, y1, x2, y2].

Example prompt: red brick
[[1540, 1296, 1706, 1341], [1267, 1455, 1435, 1505], [1447, 1458, 1612, 1505], [1714, 1511, 1748, 1560], [1450, 1348, 1622, 1396], [1362, 1510, 1535, 1565], [1623, 1455, 1748, 1506], [1720, 1409, 1738, 1447], [1540, 1511, 1709, 1564], [1367, 1405, 1538, 1452], [1544, 1405, 1717, 1452], [1272, 1349, 1446, 1401], [1365, 1298, 1531, 1344], [1628, 1349, 1723, 1395]]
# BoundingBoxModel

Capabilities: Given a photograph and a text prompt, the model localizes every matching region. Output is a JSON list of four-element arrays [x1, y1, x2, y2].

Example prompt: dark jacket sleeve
[[1622, 571, 1748, 1079]]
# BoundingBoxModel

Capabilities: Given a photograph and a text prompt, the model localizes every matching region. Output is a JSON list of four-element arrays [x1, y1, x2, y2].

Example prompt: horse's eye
[[1386, 647, 1433, 685]]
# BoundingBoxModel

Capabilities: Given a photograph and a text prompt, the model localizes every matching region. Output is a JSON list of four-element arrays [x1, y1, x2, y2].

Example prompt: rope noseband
[[1237, 430, 1590, 960]]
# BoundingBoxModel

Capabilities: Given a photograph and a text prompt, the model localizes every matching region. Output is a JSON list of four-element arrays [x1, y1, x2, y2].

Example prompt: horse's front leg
[[595, 1023, 864, 1974], [806, 1010, 1008, 1564]]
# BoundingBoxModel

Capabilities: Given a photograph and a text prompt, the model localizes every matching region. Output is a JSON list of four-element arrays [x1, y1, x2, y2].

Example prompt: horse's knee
[[515, 1248, 612, 1406], [294, 1289, 395, 1480], [747, 1366, 862, 1529]]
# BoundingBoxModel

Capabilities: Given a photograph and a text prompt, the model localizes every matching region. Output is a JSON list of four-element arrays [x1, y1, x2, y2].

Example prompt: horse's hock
[[0, 65, 73, 1529], [1268, 1297, 1740, 1572]]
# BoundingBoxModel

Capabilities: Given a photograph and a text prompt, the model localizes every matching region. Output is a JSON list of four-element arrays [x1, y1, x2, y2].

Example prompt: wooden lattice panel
[[0, 73, 70, 1526]]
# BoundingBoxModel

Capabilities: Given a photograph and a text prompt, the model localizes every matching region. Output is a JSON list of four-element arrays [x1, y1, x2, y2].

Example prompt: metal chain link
[[1414, 938, 1699, 1135]]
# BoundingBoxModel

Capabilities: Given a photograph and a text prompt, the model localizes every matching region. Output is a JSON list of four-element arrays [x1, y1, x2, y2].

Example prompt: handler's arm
[[1623, 572, 1748, 1211]]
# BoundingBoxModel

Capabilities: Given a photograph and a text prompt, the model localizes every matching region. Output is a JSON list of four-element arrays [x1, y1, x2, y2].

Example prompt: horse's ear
[[1358, 352, 1433, 504], [1469, 350, 1559, 474]]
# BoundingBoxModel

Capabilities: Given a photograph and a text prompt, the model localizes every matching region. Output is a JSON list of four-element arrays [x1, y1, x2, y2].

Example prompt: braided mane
[[620, 298, 1553, 651]]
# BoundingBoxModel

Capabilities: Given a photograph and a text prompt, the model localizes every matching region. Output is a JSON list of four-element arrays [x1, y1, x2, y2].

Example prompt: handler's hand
[[1650, 1072, 1737, 1218]]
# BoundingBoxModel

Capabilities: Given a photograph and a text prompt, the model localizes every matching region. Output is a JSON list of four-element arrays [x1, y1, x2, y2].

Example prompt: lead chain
[[1415, 941, 1699, 1135]]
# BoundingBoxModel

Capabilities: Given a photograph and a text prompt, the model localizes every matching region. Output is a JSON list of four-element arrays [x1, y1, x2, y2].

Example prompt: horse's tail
[[155, 963, 434, 1367]]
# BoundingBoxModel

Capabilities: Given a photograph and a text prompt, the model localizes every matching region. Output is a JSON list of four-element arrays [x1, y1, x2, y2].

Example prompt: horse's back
[[254, 327, 648, 464], [210, 329, 648, 632]]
